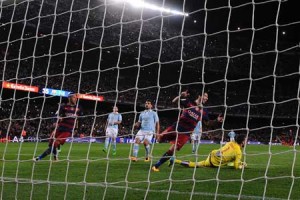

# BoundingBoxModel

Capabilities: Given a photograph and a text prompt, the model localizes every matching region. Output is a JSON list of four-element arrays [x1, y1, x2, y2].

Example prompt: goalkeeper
[[171, 134, 247, 169]]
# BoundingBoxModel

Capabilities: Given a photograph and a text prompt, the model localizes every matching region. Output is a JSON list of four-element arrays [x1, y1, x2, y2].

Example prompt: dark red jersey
[[174, 98, 202, 133], [57, 104, 82, 132]]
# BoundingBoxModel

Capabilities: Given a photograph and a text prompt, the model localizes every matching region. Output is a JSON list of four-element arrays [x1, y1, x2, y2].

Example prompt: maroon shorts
[[160, 126, 190, 151], [49, 130, 71, 147]]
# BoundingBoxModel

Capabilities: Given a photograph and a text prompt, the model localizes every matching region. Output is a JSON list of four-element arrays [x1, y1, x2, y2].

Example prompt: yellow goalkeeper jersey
[[210, 141, 242, 169]]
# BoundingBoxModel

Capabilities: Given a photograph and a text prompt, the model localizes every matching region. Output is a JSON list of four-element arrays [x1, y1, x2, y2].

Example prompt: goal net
[[0, 0, 299, 199]]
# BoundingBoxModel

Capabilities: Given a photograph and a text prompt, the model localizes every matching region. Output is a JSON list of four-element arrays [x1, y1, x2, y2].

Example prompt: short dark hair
[[236, 134, 246, 145], [145, 99, 153, 104]]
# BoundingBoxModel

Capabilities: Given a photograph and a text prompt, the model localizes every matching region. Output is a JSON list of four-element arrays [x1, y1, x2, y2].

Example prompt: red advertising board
[[2, 81, 39, 93], [77, 94, 104, 101]]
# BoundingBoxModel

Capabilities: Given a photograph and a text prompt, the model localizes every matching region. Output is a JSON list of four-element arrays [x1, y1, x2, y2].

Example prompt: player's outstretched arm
[[234, 157, 247, 169], [172, 90, 190, 103], [203, 114, 223, 129]]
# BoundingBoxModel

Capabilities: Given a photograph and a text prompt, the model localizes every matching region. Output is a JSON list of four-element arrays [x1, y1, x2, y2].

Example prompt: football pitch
[[0, 142, 299, 200]]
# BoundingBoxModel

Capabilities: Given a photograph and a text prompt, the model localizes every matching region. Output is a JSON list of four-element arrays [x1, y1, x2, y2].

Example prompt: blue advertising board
[[41, 88, 71, 97]]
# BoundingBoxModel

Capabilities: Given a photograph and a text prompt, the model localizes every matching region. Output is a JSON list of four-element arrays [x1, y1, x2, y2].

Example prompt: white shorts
[[191, 133, 201, 141], [106, 127, 118, 138], [135, 130, 154, 144]]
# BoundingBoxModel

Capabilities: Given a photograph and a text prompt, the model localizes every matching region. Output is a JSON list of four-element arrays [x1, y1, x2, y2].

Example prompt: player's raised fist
[[181, 91, 189, 97]]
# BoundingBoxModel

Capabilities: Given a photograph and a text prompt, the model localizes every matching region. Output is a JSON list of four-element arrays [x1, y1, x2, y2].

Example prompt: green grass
[[0, 142, 299, 200]]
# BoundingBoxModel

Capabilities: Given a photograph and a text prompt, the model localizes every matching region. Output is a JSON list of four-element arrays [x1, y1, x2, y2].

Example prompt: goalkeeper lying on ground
[[170, 134, 247, 169]]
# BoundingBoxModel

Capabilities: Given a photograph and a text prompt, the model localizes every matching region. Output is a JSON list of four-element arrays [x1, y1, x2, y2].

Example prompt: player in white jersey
[[131, 99, 160, 162], [228, 130, 236, 142], [103, 106, 122, 155], [191, 121, 202, 154]]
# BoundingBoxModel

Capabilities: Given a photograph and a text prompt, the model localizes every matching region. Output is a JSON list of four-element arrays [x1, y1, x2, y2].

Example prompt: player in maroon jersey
[[152, 90, 223, 172], [34, 93, 82, 161]]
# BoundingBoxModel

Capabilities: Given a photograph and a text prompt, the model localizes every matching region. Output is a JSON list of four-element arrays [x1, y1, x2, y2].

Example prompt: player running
[[34, 93, 82, 161], [152, 90, 223, 172]]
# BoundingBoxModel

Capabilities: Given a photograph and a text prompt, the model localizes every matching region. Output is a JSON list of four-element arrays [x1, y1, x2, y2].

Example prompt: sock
[[38, 147, 52, 160], [52, 147, 57, 159], [154, 150, 173, 168], [112, 140, 116, 151], [175, 159, 182, 164], [104, 138, 109, 149], [145, 144, 150, 158], [133, 143, 139, 157], [196, 143, 199, 152], [192, 143, 195, 152]]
